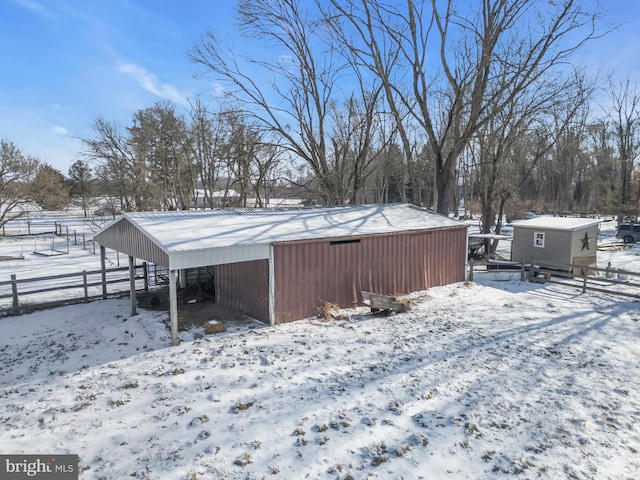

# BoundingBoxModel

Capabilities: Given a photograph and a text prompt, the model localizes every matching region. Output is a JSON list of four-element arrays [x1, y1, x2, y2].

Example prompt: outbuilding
[[510, 216, 600, 270], [94, 203, 468, 345]]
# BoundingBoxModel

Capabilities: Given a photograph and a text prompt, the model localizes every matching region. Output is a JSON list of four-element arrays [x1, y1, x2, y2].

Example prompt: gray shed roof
[[94, 203, 464, 270]]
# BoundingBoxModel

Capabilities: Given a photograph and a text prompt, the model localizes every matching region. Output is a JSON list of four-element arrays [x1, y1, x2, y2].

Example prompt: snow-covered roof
[[511, 216, 601, 231], [95, 203, 464, 269]]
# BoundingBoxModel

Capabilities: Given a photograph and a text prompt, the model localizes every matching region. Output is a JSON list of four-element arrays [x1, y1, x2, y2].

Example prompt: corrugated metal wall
[[94, 219, 169, 267], [215, 260, 270, 323], [272, 226, 467, 324]]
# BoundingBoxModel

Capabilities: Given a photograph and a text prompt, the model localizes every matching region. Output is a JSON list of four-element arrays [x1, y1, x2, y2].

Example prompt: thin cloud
[[51, 125, 68, 135], [119, 62, 188, 106]]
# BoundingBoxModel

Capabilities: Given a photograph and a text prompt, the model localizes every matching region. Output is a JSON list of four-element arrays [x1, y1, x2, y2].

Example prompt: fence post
[[83, 271, 88, 302], [129, 256, 137, 316], [10, 274, 18, 308], [74, 230, 77, 245], [143, 262, 149, 292], [27, 221, 31, 236], [66, 236, 70, 254], [468, 259, 474, 282], [521, 259, 526, 281], [582, 273, 587, 293], [82, 233, 86, 250], [529, 257, 535, 281], [100, 246, 107, 299]]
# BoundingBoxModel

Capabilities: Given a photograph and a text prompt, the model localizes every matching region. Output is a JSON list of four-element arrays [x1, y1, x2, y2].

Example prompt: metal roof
[[94, 203, 464, 270], [511, 216, 601, 231]]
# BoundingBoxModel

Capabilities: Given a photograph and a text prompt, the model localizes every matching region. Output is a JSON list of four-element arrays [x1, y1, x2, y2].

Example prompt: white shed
[[510, 217, 600, 270]]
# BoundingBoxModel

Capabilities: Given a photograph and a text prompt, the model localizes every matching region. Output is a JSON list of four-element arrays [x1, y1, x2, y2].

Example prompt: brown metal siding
[[215, 260, 270, 323], [272, 226, 467, 324], [94, 219, 169, 267]]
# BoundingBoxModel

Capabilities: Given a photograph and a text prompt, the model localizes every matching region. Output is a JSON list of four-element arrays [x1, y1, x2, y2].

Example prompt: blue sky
[[1, 0, 639, 173], [0, 0, 235, 172]]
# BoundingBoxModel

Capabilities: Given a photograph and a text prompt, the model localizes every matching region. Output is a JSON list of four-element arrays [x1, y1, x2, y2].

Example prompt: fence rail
[[470, 257, 640, 299], [0, 264, 149, 317], [529, 260, 640, 300]]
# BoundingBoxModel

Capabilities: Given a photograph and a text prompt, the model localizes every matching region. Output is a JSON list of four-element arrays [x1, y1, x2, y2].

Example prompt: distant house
[[191, 189, 304, 209], [510, 217, 600, 270], [191, 188, 241, 209], [94, 204, 468, 345]]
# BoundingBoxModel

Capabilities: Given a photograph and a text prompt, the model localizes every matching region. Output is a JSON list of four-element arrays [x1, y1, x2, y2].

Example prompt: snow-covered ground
[[0, 216, 638, 479]]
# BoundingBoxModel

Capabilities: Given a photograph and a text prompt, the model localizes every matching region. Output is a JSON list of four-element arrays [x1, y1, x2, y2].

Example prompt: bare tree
[[82, 117, 141, 211], [325, 0, 602, 215], [473, 70, 593, 241], [328, 91, 387, 204], [68, 159, 93, 217], [606, 78, 640, 224], [190, 0, 382, 205], [585, 120, 616, 214], [187, 97, 224, 209], [0, 140, 40, 226]]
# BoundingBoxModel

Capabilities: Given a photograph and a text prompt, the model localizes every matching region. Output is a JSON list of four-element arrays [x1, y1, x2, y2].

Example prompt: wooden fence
[[0, 264, 149, 317], [469, 257, 640, 300], [528, 260, 640, 299]]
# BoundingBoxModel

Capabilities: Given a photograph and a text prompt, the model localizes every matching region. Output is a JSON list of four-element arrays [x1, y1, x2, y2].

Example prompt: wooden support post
[[268, 245, 276, 326], [100, 246, 107, 299], [10, 274, 18, 308], [521, 260, 526, 282], [529, 257, 535, 281], [27, 221, 30, 235], [582, 272, 587, 293], [143, 262, 149, 292], [83, 271, 88, 302], [129, 256, 137, 316], [82, 233, 86, 250], [74, 230, 77, 245], [169, 269, 179, 346], [468, 259, 474, 282]]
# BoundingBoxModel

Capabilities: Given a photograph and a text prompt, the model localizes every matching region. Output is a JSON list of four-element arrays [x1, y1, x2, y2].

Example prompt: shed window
[[534, 232, 545, 248]]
